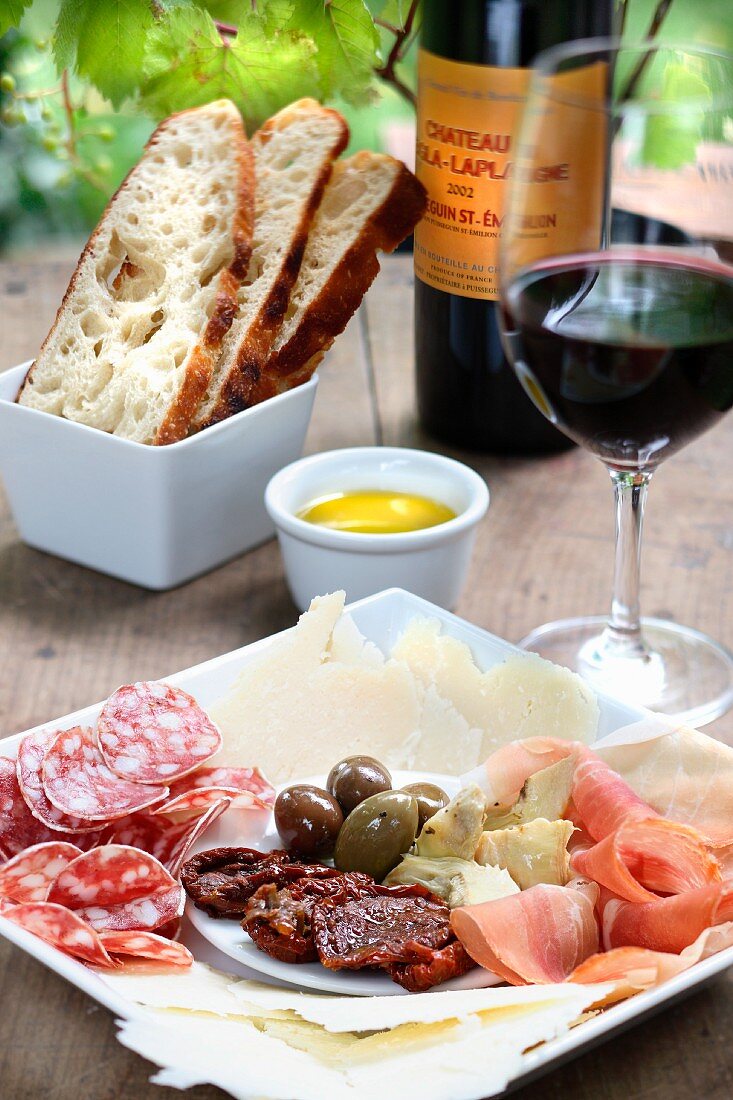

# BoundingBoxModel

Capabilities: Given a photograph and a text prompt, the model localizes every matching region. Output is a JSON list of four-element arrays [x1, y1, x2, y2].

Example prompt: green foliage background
[[0, 0, 731, 255], [0, 0, 416, 254]]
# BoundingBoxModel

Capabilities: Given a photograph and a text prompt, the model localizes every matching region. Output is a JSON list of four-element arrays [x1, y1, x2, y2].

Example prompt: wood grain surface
[[1, 256, 731, 1100]]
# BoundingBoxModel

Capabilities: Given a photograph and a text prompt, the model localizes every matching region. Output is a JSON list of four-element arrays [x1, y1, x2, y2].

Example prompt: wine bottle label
[[414, 50, 529, 300], [414, 49, 605, 300]]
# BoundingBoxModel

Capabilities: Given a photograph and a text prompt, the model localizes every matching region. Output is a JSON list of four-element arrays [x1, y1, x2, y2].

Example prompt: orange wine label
[[414, 50, 606, 300]]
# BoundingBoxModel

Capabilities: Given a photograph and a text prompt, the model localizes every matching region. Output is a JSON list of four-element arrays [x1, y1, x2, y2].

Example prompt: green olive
[[327, 755, 392, 815], [334, 790, 419, 881], [401, 782, 450, 832]]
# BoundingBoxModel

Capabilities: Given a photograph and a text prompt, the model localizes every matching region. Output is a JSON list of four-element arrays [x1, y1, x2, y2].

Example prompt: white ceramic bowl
[[265, 446, 489, 611], [0, 362, 318, 590]]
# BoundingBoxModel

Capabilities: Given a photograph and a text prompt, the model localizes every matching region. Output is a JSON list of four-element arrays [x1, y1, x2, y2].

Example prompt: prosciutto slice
[[602, 882, 733, 953], [450, 879, 599, 985], [597, 722, 733, 847], [462, 738, 580, 807], [571, 752, 659, 841], [569, 922, 733, 1005], [572, 818, 721, 904]]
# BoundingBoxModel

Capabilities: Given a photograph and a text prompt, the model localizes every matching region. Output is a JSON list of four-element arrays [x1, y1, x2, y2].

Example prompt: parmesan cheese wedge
[[403, 684, 483, 774], [99, 962, 290, 1020], [207, 596, 599, 782], [209, 592, 422, 782], [113, 978, 612, 1100], [328, 612, 386, 667], [393, 617, 599, 756]]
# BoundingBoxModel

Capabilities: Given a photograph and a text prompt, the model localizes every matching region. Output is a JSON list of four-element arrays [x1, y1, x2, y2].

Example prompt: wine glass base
[[518, 616, 733, 727]]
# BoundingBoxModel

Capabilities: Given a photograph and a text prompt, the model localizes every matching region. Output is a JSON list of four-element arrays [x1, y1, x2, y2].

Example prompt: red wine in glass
[[502, 250, 733, 471], [499, 38, 733, 723]]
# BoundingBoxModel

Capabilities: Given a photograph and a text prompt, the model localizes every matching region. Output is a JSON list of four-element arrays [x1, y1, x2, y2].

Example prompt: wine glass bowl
[[499, 39, 733, 724]]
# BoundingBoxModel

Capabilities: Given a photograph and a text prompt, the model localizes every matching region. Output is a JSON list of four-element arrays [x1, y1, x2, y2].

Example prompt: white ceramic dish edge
[[0, 588, 730, 1097]]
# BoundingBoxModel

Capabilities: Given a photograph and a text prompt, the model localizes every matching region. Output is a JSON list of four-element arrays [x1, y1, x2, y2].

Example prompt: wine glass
[[499, 39, 733, 725]]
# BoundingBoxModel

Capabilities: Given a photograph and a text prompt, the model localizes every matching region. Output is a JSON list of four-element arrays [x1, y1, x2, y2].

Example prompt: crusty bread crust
[[192, 100, 348, 431], [245, 156, 427, 406], [153, 110, 254, 444], [17, 101, 254, 446]]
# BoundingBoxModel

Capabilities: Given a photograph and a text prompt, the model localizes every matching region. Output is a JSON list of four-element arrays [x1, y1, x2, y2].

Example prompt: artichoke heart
[[384, 854, 519, 908], [483, 757, 575, 830], [415, 784, 486, 859], [474, 817, 574, 890]]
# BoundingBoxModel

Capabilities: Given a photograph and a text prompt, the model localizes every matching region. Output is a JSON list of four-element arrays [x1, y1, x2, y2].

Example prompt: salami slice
[[154, 916, 182, 940], [17, 730, 107, 835], [3, 901, 114, 967], [109, 812, 191, 867], [42, 727, 168, 821], [0, 757, 64, 858], [152, 765, 274, 816], [151, 785, 242, 816], [111, 798, 230, 877], [0, 841, 82, 903], [98, 930, 193, 969], [97, 682, 222, 784], [44, 843, 184, 933], [165, 798, 230, 878], [47, 844, 176, 909], [73, 882, 184, 933], [177, 766, 274, 805]]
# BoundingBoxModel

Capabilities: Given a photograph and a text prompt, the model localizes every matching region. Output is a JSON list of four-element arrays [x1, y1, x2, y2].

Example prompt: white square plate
[[1, 588, 731, 1096]]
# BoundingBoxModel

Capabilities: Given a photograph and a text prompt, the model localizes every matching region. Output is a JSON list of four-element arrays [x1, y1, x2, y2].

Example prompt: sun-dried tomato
[[180, 846, 340, 918], [313, 893, 452, 970], [388, 939, 476, 992]]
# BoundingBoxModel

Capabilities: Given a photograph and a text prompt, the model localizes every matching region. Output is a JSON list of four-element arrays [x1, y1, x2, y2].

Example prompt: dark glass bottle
[[414, 0, 616, 453]]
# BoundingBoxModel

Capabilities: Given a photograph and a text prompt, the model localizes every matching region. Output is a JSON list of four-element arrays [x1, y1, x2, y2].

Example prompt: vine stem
[[61, 69, 77, 159], [59, 69, 105, 190], [616, 0, 675, 109], [375, 0, 420, 108], [14, 85, 61, 100]]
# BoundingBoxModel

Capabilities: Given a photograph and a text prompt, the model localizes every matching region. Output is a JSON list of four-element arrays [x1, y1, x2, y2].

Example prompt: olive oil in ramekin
[[297, 490, 456, 535]]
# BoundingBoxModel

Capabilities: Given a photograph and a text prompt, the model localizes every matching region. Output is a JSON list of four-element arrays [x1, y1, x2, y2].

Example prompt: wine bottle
[[414, 0, 616, 453]]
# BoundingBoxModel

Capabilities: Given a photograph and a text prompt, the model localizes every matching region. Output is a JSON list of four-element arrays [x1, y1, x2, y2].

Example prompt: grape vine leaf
[[52, 0, 79, 71], [53, 0, 159, 106], [141, 5, 320, 127], [288, 0, 380, 103], [257, 0, 298, 35], [0, 0, 33, 37], [379, 0, 412, 27], [203, 1, 295, 33]]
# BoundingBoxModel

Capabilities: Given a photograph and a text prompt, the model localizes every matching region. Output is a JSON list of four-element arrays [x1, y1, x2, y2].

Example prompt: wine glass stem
[[603, 469, 653, 659]]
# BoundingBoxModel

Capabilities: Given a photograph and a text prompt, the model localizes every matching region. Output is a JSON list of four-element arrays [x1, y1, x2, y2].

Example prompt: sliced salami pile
[[0, 680, 274, 973]]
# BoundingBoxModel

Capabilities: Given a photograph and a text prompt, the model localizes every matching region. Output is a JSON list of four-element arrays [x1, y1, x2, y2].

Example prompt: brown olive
[[401, 782, 450, 832], [327, 755, 392, 815], [274, 784, 343, 858], [334, 790, 418, 881]]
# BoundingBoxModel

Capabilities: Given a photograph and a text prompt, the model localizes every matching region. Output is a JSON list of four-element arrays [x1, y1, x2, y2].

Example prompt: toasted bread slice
[[191, 99, 348, 431], [16, 100, 253, 445], [243, 152, 427, 406]]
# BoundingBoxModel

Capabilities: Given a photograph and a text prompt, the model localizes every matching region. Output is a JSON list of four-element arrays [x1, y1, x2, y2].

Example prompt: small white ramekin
[[265, 446, 489, 611], [0, 362, 318, 589]]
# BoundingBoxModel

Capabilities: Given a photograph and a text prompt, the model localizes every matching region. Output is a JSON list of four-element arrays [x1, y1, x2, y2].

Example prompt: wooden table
[[1, 256, 731, 1100]]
